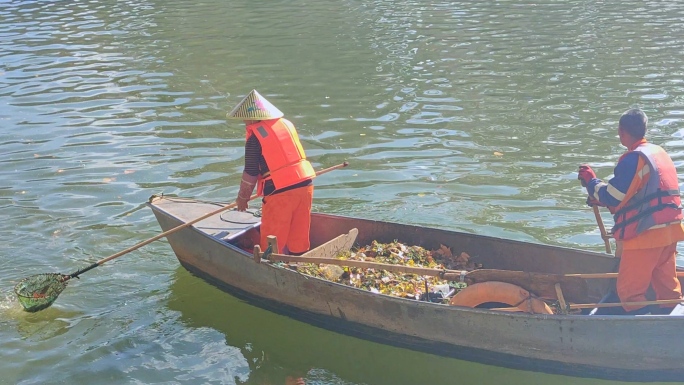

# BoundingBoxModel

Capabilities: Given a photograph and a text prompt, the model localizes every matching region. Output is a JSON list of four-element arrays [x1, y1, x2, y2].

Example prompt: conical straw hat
[[226, 90, 284, 120]]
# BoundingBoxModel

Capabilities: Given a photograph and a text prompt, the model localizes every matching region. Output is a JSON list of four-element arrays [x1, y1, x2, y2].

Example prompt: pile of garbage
[[295, 240, 482, 303]]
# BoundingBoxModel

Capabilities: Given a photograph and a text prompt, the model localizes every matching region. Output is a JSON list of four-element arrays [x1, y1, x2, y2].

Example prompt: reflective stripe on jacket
[[612, 143, 683, 240], [246, 118, 315, 195]]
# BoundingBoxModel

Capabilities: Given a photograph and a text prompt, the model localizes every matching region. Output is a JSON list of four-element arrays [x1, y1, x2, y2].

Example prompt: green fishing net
[[14, 273, 70, 312]]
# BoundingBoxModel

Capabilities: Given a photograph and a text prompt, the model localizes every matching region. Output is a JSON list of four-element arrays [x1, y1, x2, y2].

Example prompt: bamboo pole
[[264, 253, 684, 281], [265, 252, 449, 277], [494, 297, 683, 312], [69, 162, 350, 278], [565, 272, 684, 279], [264, 252, 580, 295], [569, 298, 683, 310]]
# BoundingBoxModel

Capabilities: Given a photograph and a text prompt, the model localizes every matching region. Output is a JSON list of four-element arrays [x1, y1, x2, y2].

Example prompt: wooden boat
[[148, 194, 684, 382]]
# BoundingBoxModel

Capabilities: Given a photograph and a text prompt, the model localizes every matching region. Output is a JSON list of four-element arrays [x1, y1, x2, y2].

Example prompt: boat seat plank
[[301, 228, 358, 259], [261, 228, 358, 263]]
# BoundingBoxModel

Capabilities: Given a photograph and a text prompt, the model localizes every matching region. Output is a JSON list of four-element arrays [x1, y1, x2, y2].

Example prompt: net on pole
[[14, 273, 70, 312]]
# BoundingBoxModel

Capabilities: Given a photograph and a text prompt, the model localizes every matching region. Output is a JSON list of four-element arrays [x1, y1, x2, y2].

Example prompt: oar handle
[[580, 175, 613, 254], [79, 161, 350, 272], [592, 205, 612, 254]]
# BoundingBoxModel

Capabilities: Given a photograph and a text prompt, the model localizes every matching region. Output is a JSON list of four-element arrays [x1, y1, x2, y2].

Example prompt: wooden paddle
[[593, 205, 613, 254], [579, 174, 612, 254]]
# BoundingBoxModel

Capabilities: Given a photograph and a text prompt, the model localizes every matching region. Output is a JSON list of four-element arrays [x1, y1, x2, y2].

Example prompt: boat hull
[[148, 196, 684, 382]]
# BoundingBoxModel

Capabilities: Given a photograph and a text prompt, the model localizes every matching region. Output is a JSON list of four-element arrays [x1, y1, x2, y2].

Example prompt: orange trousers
[[617, 242, 682, 311], [260, 185, 314, 254]]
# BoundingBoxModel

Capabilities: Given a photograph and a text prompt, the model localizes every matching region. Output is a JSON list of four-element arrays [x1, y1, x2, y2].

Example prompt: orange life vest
[[246, 118, 315, 196], [612, 143, 683, 240]]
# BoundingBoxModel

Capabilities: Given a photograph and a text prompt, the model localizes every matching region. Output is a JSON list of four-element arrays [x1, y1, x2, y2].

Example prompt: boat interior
[[151, 196, 684, 317]]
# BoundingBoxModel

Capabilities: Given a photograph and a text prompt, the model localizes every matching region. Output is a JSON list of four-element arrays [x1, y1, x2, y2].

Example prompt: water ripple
[[2, 0, 684, 384]]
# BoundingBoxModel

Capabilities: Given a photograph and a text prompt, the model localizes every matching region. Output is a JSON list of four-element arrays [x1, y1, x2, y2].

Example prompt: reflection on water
[[14, 315, 72, 342], [0, 291, 83, 343], [2, 0, 684, 383]]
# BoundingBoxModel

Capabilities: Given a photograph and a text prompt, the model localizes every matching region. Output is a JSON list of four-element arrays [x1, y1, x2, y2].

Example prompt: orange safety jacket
[[246, 118, 315, 196], [611, 143, 683, 240]]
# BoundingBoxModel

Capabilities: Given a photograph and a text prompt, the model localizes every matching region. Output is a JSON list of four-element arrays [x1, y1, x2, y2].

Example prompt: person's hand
[[586, 196, 602, 207], [236, 195, 249, 211], [578, 164, 597, 187]]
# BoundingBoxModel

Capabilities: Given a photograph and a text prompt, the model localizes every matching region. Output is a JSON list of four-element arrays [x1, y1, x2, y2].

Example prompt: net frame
[[14, 273, 70, 312]]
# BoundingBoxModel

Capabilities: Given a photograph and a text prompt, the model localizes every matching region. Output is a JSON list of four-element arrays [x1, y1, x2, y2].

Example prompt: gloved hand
[[578, 164, 597, 187]]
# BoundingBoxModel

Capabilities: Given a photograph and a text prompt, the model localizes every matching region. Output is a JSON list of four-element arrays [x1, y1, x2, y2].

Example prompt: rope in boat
[[220, 209, 261, 223]]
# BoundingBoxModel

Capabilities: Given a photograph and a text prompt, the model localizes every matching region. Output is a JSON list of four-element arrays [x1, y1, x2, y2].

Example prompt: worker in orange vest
[[578, 108, 684, 314], [227, 90, 316, 255]]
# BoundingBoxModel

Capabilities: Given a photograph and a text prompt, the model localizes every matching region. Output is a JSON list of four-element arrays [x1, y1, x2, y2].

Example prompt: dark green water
[[1, 0, 683, 383]]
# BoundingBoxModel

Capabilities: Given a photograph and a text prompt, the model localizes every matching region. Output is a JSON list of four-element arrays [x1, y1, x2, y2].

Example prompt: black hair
[[618, 108, 647, 139]]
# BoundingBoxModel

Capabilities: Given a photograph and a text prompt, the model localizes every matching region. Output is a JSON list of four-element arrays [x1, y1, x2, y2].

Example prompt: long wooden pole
[[264, 251, 476, 282], [569, 298, 683, 310], [67, 162, 349, 279], [492, 298, 684, 312], [265, 252, 684, 281], [266, 253, 450, 277], [566, 271, 684, 279]]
